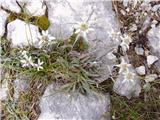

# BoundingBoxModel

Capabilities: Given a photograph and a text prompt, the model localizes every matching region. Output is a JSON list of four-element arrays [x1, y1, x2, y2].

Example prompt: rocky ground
[[0, 0, 160, 120]]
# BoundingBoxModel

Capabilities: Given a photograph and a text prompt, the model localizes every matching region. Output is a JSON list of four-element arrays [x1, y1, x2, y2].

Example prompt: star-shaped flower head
[[38, 30, 56, 42], [120, 34, 132, 52], [20, 59, 30, 67], [73, 8, 96, 34], [34, 59, 44, 71], [122, 69, 135, 83], [74, 22, 94, 34], [20, 56, 34, 67], [116, 57, 132, 73], [21, 50, 28, 59]]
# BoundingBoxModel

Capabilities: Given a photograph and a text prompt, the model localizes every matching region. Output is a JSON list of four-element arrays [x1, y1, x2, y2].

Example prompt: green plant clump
[[1, 31, 101, 119]]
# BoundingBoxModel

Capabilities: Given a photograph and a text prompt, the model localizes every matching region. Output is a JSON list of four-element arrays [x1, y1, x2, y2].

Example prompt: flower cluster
[[73, 21, 94, 45], [116, 57, 135, 83], [116, 58, 131, 73], [20, 51, 44, 71], [36, 30, 56, 48], [20, 51, 34, 67], [120, 34, 132, 52], [74, 22, 94, 34], [122, 69, 135, 83], [72, 8, 96, 44]]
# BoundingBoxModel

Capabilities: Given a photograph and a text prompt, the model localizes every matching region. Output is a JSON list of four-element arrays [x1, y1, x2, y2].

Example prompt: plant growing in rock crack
[[2, 32, 100, 93], [0, 3, 101, 116], [1, 26, 101, 119]]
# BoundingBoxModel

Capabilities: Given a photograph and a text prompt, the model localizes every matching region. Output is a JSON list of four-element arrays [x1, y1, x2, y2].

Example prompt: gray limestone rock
[[113, 57, 142, 99], [147, 25, 160, 73], [113, 73, 141, 99], [7, 19, 40, 47], [0, 10, 8, 37], [38, 84, 111, 120]]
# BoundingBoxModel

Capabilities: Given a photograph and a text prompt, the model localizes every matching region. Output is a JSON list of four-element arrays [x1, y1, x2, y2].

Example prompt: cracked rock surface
[[38, 84, 111, 120], [0, 10, 8, 37]]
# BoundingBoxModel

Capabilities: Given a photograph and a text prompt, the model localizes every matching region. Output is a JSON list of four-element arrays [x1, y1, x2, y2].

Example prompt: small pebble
[[135, 66, 145, 75], [135, 46, 144, 55], [147, 55, 158, 67]]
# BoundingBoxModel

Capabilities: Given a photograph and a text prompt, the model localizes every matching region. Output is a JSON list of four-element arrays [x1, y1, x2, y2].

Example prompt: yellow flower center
[[80, 23, 89, 31], [126, 72, 134, 80]]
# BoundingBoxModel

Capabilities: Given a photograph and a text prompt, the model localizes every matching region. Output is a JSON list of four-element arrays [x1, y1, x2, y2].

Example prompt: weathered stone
[[135, 46, 144, 55], [38, 84, 111, 120], [147, 55, 158, 67], [0, 0, 21, 13], [0, 0, 45, 16], [147, 25, 160, 72], [113, 73, 141, 99], [0, 10, 8, 37], [17, 0, 46, 16], [0, 0, 46, 43], [7, 19, 40, 47], [135, 66, 146, 75]]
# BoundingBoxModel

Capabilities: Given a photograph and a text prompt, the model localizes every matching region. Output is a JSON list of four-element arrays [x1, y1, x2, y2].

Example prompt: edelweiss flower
[[75, 31, 88, 42], [20, 56, 34, 67], [73, 20, 95, 45], [122, 69, 135, 83], [73, 4, 97, 34], [120, 34, 132, 52], [116, 58, 131, 73], [38, 30, 56, 42], [21, 50, 28, 59], [20, 51, 35, 67], [20, 59, 30, 67], [74, 22, 94, 34], [35, 59, 44, 71]]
